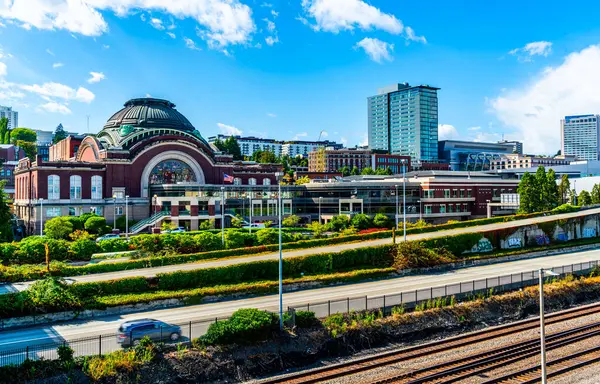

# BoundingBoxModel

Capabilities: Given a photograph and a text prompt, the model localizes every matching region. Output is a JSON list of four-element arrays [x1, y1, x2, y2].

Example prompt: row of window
[[47, 175, 103, 200], [232, 178, 271, 186]]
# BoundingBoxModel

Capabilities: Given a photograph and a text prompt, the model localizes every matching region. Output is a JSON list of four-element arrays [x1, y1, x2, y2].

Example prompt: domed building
[[14, 98, 284, 234]]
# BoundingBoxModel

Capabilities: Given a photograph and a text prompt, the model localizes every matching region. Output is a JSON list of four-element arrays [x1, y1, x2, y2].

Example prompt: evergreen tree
[[592, 184, 600, 204], [543, 168, 560, 210], [534, 166, 547, 210], [53, 124, 67, 144], [579, 190, 592, 206], [0, 181, 13, 242], [517, 172, 540, 213], [0, 118, 7, 145], [558, 175, 570, 204], [223, 136, 243, 160], [213, 138, 226, 152]]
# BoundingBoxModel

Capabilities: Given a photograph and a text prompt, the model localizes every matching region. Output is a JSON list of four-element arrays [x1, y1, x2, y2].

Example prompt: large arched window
[[149, 160, 197, 185], [70, 175, 82, 199], [262, 178, 271, 186], [48, 175, 60, 200], [248, 178, 257, 186], [91, 176, 102, 199]]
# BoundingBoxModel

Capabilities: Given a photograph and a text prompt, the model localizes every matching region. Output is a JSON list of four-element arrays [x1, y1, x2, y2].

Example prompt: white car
[[162, 227, 186, 234], [242, 223, 266, 229], [96, 233, 121, 242]]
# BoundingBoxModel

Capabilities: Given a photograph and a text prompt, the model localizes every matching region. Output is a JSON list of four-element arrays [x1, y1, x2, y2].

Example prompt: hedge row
[[0, 237, 99, 265]]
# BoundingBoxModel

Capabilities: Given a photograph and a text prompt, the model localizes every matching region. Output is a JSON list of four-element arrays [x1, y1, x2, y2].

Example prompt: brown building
[[371, 153, 411, 174], [15, 98, 281, 234], [308, 148, 411, 174]]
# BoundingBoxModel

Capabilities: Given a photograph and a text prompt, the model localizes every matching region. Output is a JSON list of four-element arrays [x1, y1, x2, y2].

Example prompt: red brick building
[[15, 98, 281, 234]]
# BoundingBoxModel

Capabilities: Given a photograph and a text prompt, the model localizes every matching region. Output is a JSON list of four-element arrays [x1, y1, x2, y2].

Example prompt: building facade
[[281, 140, 342, 158], [0, 144, 25, 199], [497, 140, 523, 155], [438, 140, 516, 171], [15, 98, 281, 234], [368, 83, 439, 163], [372, 153, 411, 174], [561, 114, 600, 161], [308, 148, 411, 174], [0, 106, 18, 130], [490, 154, 573, 170], [207, 135, 283, 158]]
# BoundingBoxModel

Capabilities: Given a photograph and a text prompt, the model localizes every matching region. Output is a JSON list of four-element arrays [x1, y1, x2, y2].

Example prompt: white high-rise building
[[0, 106, 18, 129], [561, 114, 600, 161]]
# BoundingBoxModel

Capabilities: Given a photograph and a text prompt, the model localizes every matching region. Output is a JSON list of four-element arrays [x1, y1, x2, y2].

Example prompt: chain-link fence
[[289, 260, 600, 317]]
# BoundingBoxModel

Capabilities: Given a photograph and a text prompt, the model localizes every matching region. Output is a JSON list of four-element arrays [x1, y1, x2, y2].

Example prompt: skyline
[[1, 1, 600, 153]]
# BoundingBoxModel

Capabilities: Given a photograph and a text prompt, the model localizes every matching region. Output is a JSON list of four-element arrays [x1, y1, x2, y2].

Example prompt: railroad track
[[371, 321, 600, 383], [258, 301, 600, 384]]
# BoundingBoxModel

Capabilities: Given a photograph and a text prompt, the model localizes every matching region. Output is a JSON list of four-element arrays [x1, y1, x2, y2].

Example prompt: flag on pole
[[224, 174, 234, 183]]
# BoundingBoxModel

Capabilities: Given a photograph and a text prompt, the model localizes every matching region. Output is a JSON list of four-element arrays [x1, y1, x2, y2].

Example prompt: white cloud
[[19, 82, 95, 103], [354, 38, 394, 63], [46, 48, 54, 56], [184, 37, 201, 51], [271, 10, 278, 18], [438, 124, 459, 140], [166, 31, 176, 39], [509, 41, 552, 62], [261, 2, 272, 7], [52, 62, 64, 69], [359, 133, 368, 147], [293, 132, 308, 140], [490, 44, 600, 154], [0, 62, 6, 77], [149, 17, 164, 30], [265, 35, 278, 46], [473, 132, 503, 143], [217, 122, 242, 136], [140, 13, 147, 22], [340, 137, 348, 146], [102, 44, 110, 49], [38, 101, 71, 114], [267, 112, 276, 118], [404, 26, 426, 44], [468, 126, 481, 131], [0, 0, 256, 49], [87, 71, 105, 83], [145, 93, 152, 97], [263, 18, 275, 32]]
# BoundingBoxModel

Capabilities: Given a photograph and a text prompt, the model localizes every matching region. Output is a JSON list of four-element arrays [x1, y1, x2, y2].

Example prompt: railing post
[[99, 335, 102, 356], [25, 346, 28, 361], [328, 300, 331, 316], [383, 295, 386, 314], [189, 321, 192, 340], [365, 295, 368, 311], [347, 297, 350, 313], [160, 326, 163, 343], [445, 285, 447, 296]]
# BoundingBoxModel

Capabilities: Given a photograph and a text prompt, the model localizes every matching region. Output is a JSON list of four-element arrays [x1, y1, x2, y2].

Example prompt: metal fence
[[289, 260, 600, 318], [1, 259, 599, 367]]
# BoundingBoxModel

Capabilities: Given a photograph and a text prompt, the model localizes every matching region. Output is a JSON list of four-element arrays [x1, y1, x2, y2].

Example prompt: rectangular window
[[444, 189, 450, 198], [467, 189, 472, 198], [68, 207, 82, 216], [90, 206, 103, 215], [459, 189, 465, 198], [46, 207, 61, 217], [439, 204, 446, 214], [115, 206, 124, 215], [425, 205, 432, 214]]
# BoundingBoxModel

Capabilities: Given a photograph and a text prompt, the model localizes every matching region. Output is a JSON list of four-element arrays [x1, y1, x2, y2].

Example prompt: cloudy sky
[[1, 0, 600, 154]]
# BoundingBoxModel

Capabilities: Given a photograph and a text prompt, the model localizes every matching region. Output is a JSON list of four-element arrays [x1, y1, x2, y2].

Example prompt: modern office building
[[281, 140, 342, 158], [207, 135, 283, 158], [561, 115, 600, 161], [0, 106, 18, 130], [490, 154, 574, 170], [497, 140, 523, 155], [368, 83, 439, 163], [438, 140, 516, 171]]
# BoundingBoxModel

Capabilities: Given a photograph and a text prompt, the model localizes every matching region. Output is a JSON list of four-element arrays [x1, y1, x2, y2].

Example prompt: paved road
[[0, 246, 599, 365], [2, 207, 599, 296]]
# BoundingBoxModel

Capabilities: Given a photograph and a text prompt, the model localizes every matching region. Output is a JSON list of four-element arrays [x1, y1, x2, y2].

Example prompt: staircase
[[130, 211, 170, 234]]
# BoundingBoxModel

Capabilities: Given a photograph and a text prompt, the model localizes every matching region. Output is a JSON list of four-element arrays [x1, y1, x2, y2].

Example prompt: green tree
[[542, 168, 560, 210], [282, 214, 300, 227], [0, 117, 7, 145], [328, 215, 349, 231], [350, 166, 359, 176], [558, 175, 570, 204], [373, 213, 391, 228], [16, 140, 37, 160], [592, 184, 600, 204], [579, 190, 592, 206], [350, 213, 372, 230], [361, 167, 375, 175], [517, 172, 540, 213], [2, 131, 9, 145], [295, 176, 311, 185], [84, 216, 107, 234], [0, 181, 12, 242], [44, 217, 74, 239], [223, 136, 243, 160], [9, 128, 37, 144], [338, 166, 350, 177], [53, 123, 67, 144], [212, 138, 226, 152], [375, 167, 393, 175], [231, 216, 244, 228]]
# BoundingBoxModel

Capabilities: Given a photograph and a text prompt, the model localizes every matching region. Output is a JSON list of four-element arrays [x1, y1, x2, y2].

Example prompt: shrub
[[551, 204, 579, 214], [98, 238, 129, 253], [393, 242, 454, 270], [194, 232, 222, 252], [282, 214, 301, 227], [25, 277, 81, 313], [69, 230, 93, 241], [295, 311, 318, 328], [84, 216, 107, 234], [65, 216, 85, 231], [256, 228, 291, 246], [0, 242, 17, 263], [351, 214, 372, 230], [17, 237, 70, 263], [420, 233, 483, 256], [69, 239, 98, 260], [225, 230, 247, 249], [44, 217, 74, 240], [328, 215, 349, 231], [57, 345, 74, 364], [200, 308, 278, 345], [129, 234, 162, 253], [373, 213, 391, 228]]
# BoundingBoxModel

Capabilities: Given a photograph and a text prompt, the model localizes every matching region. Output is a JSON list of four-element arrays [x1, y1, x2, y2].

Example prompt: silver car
[[117, 319, 182, 347]]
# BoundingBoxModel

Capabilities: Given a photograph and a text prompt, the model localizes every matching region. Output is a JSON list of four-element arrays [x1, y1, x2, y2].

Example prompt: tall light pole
[[112, 194, 117, 231], [418, 199, 422, 221], [395, 185, 399, 233], [275, 172, 284, 330], [318, 196, 322, 225], [573, 179, 577, 205], [153, 194, 158, 230], [221, 186, 225, 246], [401, 159, 407, 242], [125, 195, 129, 240], [539, 268, 559, 384], [249, 190, 253, 234], [39, 198, 43, 236]]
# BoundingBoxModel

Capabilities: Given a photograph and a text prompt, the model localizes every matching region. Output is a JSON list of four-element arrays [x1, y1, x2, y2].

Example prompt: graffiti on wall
[[535, 235, 550, 246], [583, 228, 597, 238], [507, 236, 522, 248], [556, 233, 568, 242], [470, 237, 493, 253]]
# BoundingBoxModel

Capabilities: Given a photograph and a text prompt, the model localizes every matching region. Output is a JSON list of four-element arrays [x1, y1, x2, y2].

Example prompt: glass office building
[[368, 83, 440, 163], [561, 114, 600, 161]]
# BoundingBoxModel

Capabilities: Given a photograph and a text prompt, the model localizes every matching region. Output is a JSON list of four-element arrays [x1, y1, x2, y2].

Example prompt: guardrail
[[0, 259, 598, 367]]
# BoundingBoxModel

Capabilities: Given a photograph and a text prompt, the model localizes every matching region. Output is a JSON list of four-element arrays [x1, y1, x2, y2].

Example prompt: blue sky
[[2, 1, 600, 154]]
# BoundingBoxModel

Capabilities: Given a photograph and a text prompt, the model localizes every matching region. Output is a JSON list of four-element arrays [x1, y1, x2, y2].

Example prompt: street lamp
[[221, 186, 225, 246], [539, 268, 559, 384], [401, 159, 407, 242], [418, 199, 422, 221], [573, 179, 577, 205], [112, 194, 117, 231], [39, 198, 43, 236], [125, 195, 129, 240], [275, 172, 284, 330], [318, 196, 323, 225], [153, 194, 158, 230], [249, 191, 253, 234], [394, 185, 399, 234]]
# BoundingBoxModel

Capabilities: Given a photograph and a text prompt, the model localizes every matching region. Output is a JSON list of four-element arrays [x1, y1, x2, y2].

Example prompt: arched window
[[70, 175, 82, 199], [233, 177, 242, 185], [48, 175, 60, 200], [91, 175, 102, 199], [248, 178, 257, 186], [262, 178, 271, 186]]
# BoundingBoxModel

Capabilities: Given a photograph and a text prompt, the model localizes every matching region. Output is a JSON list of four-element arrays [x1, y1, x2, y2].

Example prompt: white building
[[0, 106, 18, 129], [208, 135, 282, 158], [561, 114, 600, 161]]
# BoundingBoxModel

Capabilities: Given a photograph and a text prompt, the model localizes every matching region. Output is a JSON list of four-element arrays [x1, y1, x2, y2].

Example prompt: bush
[[25, 277, 81, 313], [351, 214, 372, 230], [84, 216, 107, 234], [225, 230, 248, 249], [393, 242, 454, 270], [295, 311, 318, 328], [65, 216, 85, 231], [17, 237, 70, 263], [328, 215, 349, 231], [57, 345, 74, 364], [282, 215, 301, 227], [420, 233, 483, 256], [194, 232, 222, 252], [69, 230, 93, 241], [0, 242, 17, 263], [98, 238, 130, 253], [373, 213, 391, 228], [551, 204, 579, 214], [129, 234, 162, 253], [256, 228, 291, 246], [44, 217, 74, 240], [200, 308, 278, 345], [69, 239, 98, 260]]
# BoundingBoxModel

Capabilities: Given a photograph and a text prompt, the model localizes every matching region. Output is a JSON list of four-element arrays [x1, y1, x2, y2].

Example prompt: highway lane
[[1, 246, 599, 364], [2, 207, 599, 295]]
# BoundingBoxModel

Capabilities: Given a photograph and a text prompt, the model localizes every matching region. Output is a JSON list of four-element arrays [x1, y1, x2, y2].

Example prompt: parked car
[[96, 233, 120, 242], [161, 227, 186, 234], [117, 319, 181, 347], [242, 223, 266, 229]]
